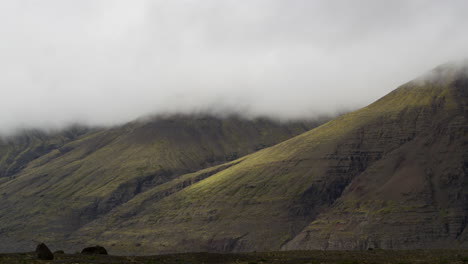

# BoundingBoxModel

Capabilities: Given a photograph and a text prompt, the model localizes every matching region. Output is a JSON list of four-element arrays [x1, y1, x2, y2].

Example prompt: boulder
[[81, 245, 108, 255], [35, 243, 54, 260]]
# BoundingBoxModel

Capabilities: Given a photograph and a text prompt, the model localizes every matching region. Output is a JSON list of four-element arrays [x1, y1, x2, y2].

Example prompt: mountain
[[1, 62, 467, 255], [0, 114, 323, 253], [69, 62, 467, 254]]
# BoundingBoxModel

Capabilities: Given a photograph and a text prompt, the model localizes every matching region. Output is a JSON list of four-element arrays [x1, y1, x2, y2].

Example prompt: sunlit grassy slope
[[0, 115, 321, 253], [71, 63, 468, 254]]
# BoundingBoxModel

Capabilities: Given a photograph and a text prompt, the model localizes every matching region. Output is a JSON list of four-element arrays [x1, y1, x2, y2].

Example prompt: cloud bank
[[1, 0, 468, 134]]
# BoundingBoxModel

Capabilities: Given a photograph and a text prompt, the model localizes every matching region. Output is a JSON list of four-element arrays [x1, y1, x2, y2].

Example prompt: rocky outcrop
[[36, 243, 54, 260]]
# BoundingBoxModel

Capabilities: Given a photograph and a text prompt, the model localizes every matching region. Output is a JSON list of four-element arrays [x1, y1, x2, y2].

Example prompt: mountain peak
[[415, 60, 468, 86]]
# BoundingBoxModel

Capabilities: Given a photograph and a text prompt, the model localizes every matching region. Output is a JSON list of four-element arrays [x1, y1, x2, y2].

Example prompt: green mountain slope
[[0, 126, 90, 180], [69, 63, 468, 254], [0, 115, 321, 253], [283, 65, 468, 250]]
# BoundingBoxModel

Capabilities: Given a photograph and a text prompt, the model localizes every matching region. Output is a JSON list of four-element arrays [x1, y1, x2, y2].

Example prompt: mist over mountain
[[0, 61, 467, 254], [2, 1, 468, 134], [2, 1, 468, 257]]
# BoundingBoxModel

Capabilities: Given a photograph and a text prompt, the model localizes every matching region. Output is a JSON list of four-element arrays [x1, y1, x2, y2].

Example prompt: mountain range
[[0, 62, 467, 254]]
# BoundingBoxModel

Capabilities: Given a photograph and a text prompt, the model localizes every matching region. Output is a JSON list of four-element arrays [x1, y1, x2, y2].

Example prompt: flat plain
[[2, 250, 468, 264]]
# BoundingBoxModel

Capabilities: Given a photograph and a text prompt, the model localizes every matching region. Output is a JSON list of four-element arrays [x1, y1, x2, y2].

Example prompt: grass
[[2, 250, 468, 264]]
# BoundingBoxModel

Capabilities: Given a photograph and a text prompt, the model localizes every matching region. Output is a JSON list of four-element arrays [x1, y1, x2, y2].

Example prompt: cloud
[[1, 0, 468, 134]]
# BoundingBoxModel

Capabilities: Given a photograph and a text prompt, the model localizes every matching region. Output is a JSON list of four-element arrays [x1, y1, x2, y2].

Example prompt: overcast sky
[[1, 0, 468, 134]]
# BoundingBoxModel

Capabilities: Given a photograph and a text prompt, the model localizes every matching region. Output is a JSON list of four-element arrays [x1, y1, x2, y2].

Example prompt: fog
[[1, 0, 468, 134]]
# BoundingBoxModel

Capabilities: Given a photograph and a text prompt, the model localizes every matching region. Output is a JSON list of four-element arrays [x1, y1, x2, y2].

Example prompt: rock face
[[35, 243, 54, 260], [81, 245, 108, 255]]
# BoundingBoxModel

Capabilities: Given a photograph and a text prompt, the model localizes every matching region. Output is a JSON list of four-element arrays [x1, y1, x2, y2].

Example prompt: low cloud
[[1, 0, 468, 134]]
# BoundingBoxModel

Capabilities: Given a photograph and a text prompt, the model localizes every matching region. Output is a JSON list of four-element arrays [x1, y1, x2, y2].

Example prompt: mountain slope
[[0, 115, 320, 253], [283, 65, 468, 250], [0, 126, 90, 180], [70, 63, 468, 254]]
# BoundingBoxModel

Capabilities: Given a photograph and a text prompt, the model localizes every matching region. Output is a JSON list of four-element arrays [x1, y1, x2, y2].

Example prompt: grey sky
[[1, 0, 468, 134]]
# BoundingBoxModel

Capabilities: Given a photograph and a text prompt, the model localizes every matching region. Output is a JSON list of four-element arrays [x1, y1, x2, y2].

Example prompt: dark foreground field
[[2, 250, 468, 264]]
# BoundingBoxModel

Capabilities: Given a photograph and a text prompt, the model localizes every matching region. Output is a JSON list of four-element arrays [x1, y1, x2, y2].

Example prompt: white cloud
[[1, 0, 467, 134]]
